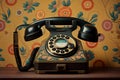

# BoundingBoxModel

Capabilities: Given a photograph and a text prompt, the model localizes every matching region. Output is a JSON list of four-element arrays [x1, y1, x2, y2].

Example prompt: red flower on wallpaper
[[36, 10, 45, 20], [6, 64, 15, 67], [58, 6, 72, 17], [0, 20, 5, 32], [93, 60, 105, 68], [8, 44, 14, 55], [86, 41, 98, 48], [81, 0, 94, 11], [5, 0, 17, 6]]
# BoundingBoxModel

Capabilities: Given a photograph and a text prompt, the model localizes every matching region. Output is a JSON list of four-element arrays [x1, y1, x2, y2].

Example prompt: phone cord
[[13, 31, 39, 71]]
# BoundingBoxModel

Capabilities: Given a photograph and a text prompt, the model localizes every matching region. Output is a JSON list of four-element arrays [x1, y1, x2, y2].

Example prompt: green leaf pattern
[[62, 0, 71, 6], [2, 8, 11, 23], [23, 1, 40, 13], [77, 12, 98, 25], [20, 47, 26, 55], [0, 48, 5, 61], [110, 2, 120, 21], [48, 0, 57, 13]]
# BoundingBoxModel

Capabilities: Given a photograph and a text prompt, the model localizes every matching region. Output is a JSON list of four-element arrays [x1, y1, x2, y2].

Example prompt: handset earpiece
[[78, 24, 98, 42], [24, 24, 43, 41]]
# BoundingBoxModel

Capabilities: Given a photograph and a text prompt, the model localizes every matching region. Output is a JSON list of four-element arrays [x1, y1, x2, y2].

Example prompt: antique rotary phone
[[14, 17, 99, 73]]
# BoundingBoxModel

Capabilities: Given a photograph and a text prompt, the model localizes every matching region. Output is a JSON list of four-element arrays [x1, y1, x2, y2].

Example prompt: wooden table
[[0, 67, 120, 79]]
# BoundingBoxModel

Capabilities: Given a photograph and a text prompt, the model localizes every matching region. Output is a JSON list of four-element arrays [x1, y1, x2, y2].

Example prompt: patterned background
[[0, 0, 120, 68]]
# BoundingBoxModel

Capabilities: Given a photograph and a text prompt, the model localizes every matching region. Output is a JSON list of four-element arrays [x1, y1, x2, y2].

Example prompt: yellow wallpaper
[[0, 0, 120, 68]]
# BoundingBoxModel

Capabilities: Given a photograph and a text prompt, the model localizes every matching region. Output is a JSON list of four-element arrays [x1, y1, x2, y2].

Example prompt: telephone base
[[34, 62, 88, 74]]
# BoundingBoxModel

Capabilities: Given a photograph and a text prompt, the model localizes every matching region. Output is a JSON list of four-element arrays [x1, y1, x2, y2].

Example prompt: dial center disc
[[55, 39, 68, 49]]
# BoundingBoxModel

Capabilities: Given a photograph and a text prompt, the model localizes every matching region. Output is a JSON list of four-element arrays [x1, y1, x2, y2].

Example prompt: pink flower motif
[[98, 33, 105, 42], [102, 20, 113, 31], [16, 10, 22, 15]]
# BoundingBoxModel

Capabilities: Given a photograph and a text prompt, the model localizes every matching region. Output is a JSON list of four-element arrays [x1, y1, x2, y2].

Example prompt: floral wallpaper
[[0, 0, 120, 68]]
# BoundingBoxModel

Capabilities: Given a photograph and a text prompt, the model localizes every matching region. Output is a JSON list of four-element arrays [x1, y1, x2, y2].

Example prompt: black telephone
[[14, 17, 99, 73]]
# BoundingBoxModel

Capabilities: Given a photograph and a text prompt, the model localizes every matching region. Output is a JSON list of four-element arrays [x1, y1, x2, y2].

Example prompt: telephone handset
[[24, 17, 98, 42], [14, 17, 99, 73]]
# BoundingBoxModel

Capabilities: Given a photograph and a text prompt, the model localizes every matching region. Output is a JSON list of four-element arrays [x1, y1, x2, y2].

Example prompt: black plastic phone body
[[13, 17, 99, 73]]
